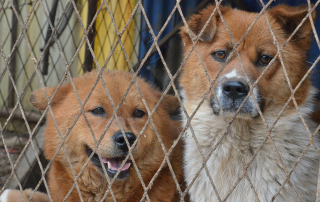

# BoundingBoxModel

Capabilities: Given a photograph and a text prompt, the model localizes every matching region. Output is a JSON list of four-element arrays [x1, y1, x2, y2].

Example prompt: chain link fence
[[0, 0, 319, 201]]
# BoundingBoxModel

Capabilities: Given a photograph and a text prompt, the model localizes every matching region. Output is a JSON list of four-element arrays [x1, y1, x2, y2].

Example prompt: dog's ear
[[30, 85, 69, 110], [268, 5, 316, 50], [180, 5, 230, 43], [161, 94, 181, 117]]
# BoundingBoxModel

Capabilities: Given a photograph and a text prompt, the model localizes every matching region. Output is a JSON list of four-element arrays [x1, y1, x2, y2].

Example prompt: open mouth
[[86, 145, 131, 179]]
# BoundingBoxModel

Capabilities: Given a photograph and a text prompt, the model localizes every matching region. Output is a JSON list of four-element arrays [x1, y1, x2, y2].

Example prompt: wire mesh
[[0, 0, 319, 201]]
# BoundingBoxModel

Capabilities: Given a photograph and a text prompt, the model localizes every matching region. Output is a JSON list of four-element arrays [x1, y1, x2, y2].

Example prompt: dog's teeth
[[103, 158, 131, 171]]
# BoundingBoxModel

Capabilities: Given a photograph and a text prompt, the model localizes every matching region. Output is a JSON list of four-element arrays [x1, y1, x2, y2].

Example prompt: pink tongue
[[102, 158, 131, 171]]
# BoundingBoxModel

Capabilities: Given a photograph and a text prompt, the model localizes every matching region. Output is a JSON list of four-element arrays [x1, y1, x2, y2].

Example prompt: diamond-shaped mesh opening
[[0, 0, 320, 201]]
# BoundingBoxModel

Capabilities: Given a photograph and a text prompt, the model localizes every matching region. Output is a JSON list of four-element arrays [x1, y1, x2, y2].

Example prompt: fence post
[[8, 0, 19, 108]]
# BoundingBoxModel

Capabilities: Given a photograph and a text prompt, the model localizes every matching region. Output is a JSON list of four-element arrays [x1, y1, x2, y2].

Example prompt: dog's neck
[[183, 89, 317, 160], [208, 116, 264, 160]]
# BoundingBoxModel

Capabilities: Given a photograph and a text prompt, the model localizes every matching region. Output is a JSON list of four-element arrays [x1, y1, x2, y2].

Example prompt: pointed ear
[[30, 86, 57, 110], [268, 5, 316, 50], [180, 5, 230, 43], [161, 94, 181, 117], [30, 85, 69, 110]]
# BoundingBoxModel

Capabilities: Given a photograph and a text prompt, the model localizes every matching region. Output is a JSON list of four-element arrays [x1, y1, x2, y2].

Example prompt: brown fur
[[180, 4, 316, 114], [30, 71, 184, 201]]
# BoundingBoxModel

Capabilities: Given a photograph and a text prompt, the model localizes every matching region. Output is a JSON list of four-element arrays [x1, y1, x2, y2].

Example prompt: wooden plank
[[0, 109, 43, 124]]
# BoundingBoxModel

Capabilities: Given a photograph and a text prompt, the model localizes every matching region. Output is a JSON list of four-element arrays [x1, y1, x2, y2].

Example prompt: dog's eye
[[91, 107, 105, 116], [133, 109, 145, 118], [259, 55, 273, 65], [212, 51, 227, 61]]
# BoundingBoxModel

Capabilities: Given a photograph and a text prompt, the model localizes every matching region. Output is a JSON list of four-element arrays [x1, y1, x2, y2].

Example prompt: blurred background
[[0, 0, 319, 192]]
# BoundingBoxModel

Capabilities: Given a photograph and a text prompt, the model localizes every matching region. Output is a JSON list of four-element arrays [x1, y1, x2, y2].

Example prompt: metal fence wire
[[0, 0, 319, 201]]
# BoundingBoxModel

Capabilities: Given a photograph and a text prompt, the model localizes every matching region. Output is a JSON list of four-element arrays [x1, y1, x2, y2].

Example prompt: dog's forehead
[[69, 72, 158, 107], [92, 78, 156, 104], [216, 9, 276, 46]]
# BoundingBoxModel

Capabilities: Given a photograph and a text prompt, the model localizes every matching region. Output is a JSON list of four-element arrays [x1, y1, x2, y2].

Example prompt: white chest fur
[[182, 101, 319, 202]]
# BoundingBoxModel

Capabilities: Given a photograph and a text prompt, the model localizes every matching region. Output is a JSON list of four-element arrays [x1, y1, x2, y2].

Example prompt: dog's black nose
[[113, 131, 136, 152], [223, 81, 249, 101]]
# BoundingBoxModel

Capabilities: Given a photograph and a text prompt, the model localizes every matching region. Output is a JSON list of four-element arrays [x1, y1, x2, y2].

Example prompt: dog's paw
[[0, 189, 11, 202]]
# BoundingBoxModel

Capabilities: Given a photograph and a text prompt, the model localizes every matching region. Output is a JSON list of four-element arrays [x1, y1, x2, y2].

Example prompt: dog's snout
[[223, 81, 248, 101], [113, 131, 136, 152]]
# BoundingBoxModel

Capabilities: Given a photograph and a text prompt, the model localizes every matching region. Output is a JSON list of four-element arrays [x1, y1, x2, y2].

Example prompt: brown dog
[[21, 71, 183, 201], [180, 4, 319, 202]]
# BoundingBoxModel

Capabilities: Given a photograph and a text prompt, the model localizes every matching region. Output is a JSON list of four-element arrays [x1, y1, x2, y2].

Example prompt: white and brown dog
[[179, 4, 319, 202]]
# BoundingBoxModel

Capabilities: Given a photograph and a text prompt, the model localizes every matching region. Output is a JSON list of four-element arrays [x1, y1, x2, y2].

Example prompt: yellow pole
[[94, 0, 136, 71]]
